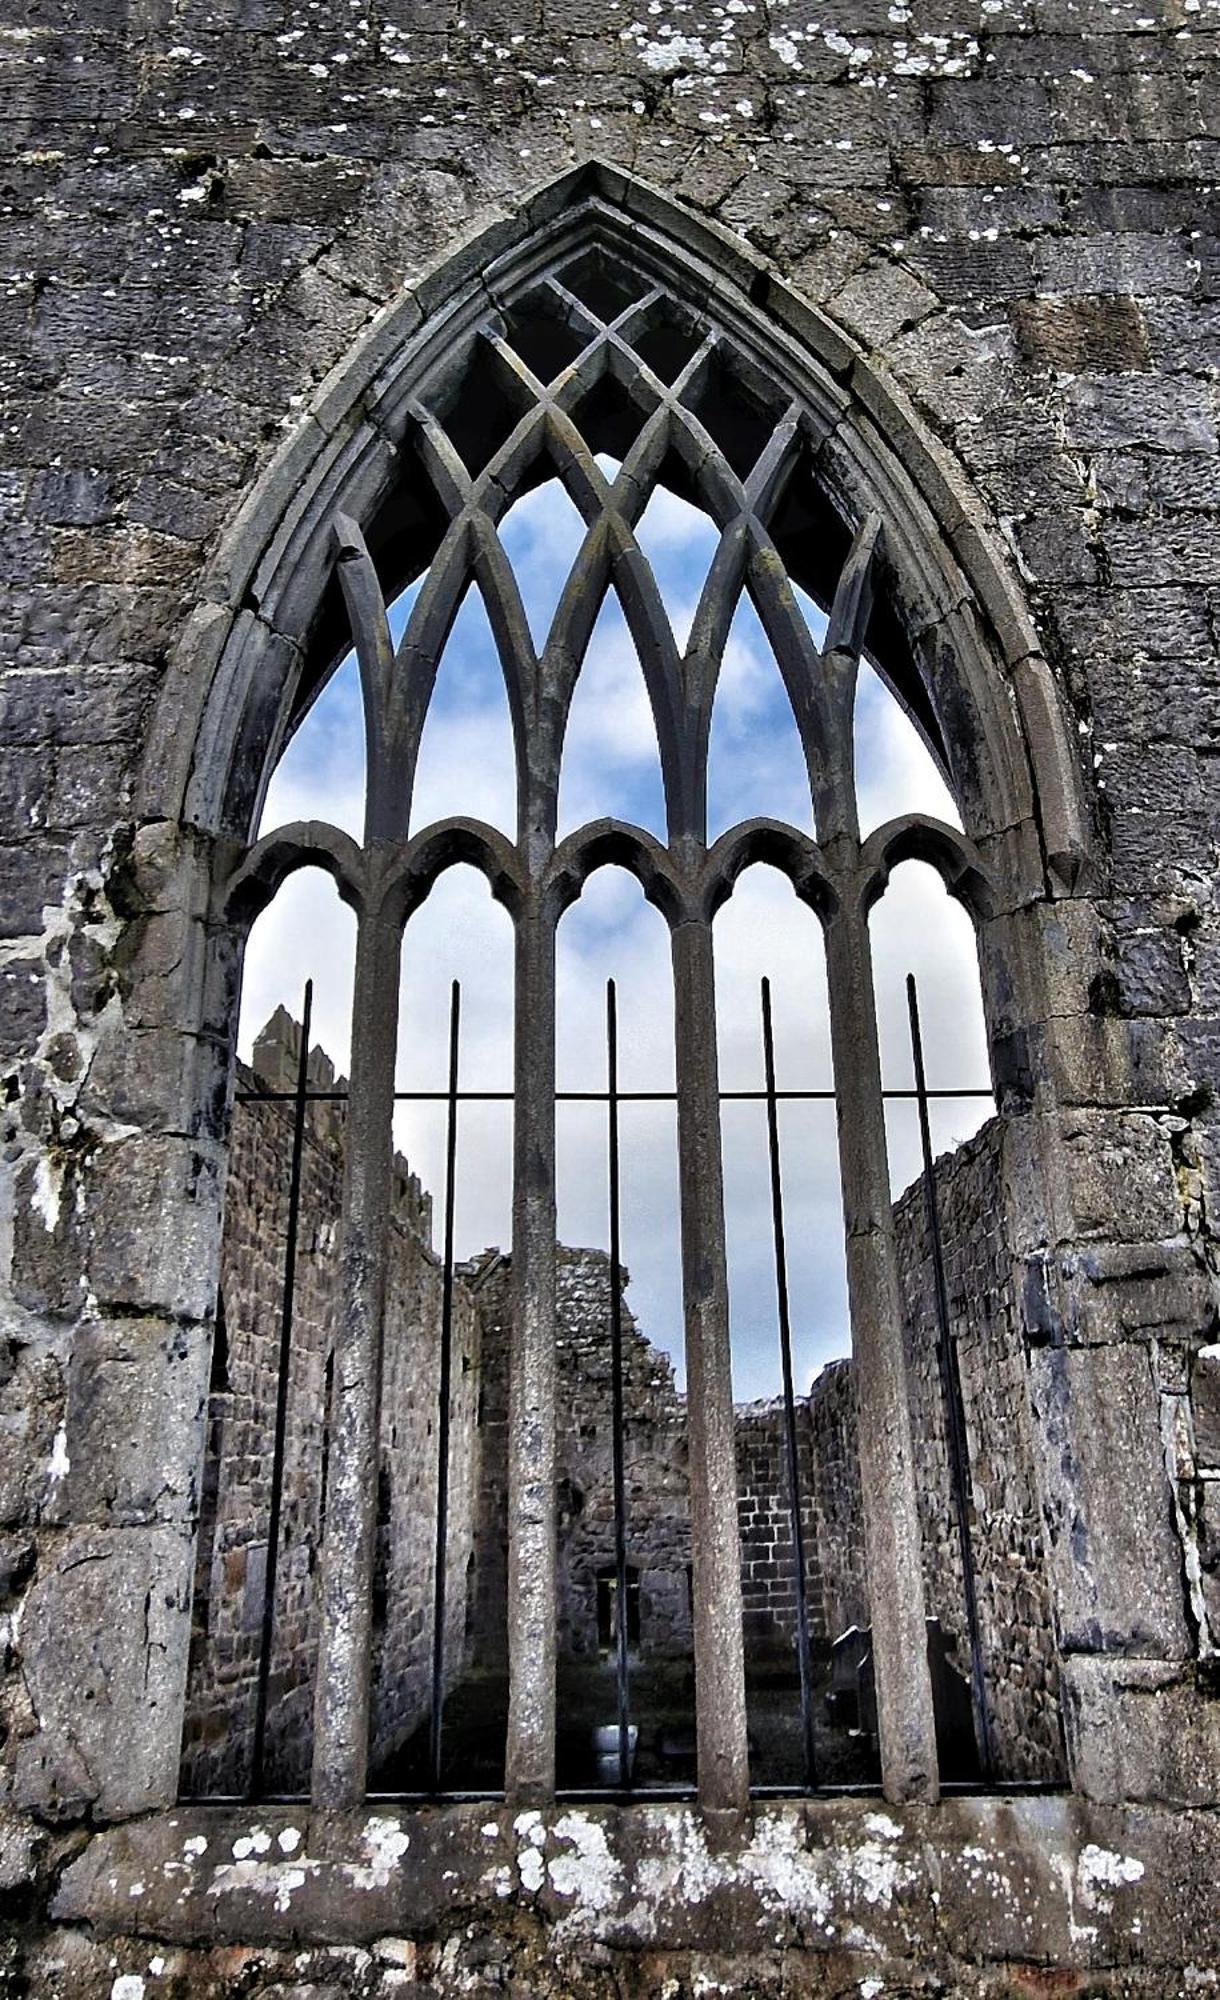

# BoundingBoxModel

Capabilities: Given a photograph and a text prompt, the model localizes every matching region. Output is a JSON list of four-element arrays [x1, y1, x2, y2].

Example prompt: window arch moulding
[[140, 164, 1098, 1820], [146, 161, 1093, 911]]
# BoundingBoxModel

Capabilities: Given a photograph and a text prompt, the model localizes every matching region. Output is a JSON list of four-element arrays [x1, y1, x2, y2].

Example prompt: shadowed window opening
[[632, 303, 704, 386], [557, 247, 651, 323], [501, 292, 590, 384]]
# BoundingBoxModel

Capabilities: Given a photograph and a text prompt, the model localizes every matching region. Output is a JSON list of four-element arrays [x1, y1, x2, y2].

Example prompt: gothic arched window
[[192, 199, 1076, 1817]]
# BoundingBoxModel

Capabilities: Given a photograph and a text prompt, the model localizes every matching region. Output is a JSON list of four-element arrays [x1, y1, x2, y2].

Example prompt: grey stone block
[[1029, 1343, 1190, 1661], [14, 1524, 194, 1820]]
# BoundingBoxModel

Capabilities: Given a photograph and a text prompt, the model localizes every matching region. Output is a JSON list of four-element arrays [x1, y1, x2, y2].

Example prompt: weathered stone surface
[[1029, 1343, 1191, 1662], [45, 1795, 1220, 1975], [1194, 1347, 1220, 1469], [62, 1315, 210, 1527], [1062, 1657, 1220, 1809], [14, 1525, 194, 1820]]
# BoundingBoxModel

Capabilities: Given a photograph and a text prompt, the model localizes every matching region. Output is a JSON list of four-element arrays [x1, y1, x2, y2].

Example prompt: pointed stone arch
[[144, 160, 1092, 907], [118, 160, 1107, 1822]]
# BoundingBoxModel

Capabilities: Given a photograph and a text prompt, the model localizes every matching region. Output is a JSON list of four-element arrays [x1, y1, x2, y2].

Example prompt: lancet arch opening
[[167, 168, 1088, 1818]]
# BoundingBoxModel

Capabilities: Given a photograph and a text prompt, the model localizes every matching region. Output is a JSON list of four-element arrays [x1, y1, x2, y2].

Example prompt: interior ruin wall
[[2, 0, 1220, 1988], [183, 1017, 1070, 1799], [180, 1011, 484, 1799], [893, 1117, 1067, 1781]]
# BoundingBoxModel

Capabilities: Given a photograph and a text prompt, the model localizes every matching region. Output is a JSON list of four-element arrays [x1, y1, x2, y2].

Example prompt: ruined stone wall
[[180, 1012, 483, 1797], [893, 1117, 1067, 1781], [734, 1398, 827, 1652], [806, 1358, 870, 1643], [469, 1248, 694, 1665], [469, 1252, 882, 1671]]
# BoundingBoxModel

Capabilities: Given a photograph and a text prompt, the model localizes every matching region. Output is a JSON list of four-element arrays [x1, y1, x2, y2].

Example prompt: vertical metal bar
[[606, 980, 631, 1791], [823, 901, 938, 1804], [906, 973, 995, 1784], [671, 916, 749, 1812], [250, 979, 313, 1800], [759, 977, 817, 1792], [429, 980, 462, 1792]]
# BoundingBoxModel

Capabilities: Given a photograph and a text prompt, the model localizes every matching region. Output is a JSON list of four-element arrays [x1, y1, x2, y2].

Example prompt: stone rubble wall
[[806, 1358, 870, 1644], [180, 1010, 482, 1796], [734, 1398, 827, 1652], [467, 1247, 695, 1667], [893, 1118, 1067, 1781]]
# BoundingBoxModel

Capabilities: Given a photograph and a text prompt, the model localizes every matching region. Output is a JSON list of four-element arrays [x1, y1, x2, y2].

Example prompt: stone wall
[[735, 1398, 827, 1652], [469, 1247, 694, 1667], [893, 1118, 1067, 1781], [468, 1250, 888, 1673], [806, 1358, 870, 1643], [180, 1011, 483, 1797]]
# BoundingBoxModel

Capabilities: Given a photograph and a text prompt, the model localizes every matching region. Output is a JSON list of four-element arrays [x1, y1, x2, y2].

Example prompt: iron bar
[[759, 977, 817, 1791], [905, 973, 996, 1785], [606, 980, 632, 1792], [429, 979, 462, 1793], [238, 1087, 994, 1105], [249, 977, 313, 1800]]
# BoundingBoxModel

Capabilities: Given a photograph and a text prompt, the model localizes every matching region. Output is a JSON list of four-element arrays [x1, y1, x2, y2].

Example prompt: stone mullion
[[505, 888, 559, 1805], [671, 914, 750, 1813], [823, 884, 940, 1805], [311, 875, 403, 1811]]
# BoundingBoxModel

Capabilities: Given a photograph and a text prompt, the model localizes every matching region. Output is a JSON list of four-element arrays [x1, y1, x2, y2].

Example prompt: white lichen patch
[[634, 1809, 721, 1915], [277, 1827, 302, 1855], [231, 1827, 272, 1860], [519, 1845, 545, 1893], [208, 1855, 317, 1915], [47, 1422, 70, 1484], [1078, 1844, 1145, 1902], [546, 1811, 624, 1917], [738, 1811, 833, 1930], [32, 1154, 63, 1232], [111, 1979, 146, 2000], [346, 1815, 410, 1889], [181, 1835, 208, 1860]]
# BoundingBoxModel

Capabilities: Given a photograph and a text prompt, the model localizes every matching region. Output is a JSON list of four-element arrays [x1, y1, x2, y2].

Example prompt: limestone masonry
[[2, 0, 1220, 1991]]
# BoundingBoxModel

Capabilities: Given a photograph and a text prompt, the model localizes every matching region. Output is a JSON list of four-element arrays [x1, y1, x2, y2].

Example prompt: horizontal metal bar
[[183, 1777, 1064, 1808], [235, 1086, 996, 1105]]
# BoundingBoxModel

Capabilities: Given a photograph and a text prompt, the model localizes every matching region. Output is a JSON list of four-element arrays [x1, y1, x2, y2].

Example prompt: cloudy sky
[[239, 477, 992, 1401]]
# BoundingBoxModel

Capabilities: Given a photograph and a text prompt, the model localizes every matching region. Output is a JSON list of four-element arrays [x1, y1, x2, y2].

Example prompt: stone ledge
[[52, 1796, 1219, 1970]]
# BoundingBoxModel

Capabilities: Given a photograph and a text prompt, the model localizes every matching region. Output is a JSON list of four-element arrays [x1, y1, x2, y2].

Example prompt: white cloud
[[856, 662, 960, 835]]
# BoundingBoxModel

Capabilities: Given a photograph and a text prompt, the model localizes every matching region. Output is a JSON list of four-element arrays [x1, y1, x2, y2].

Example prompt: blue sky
[[241, 480, 992, 1400]]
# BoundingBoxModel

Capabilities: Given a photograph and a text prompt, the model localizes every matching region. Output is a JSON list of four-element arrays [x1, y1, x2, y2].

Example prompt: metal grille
[[218, 243, 1002, 1813]]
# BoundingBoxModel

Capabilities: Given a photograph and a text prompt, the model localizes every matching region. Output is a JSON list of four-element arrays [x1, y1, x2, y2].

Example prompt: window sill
[[52, 1791, 1180, 1967]]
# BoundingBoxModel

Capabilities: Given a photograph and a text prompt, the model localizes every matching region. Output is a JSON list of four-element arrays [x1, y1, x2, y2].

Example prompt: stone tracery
[[213, 217, 1031, 1815]]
